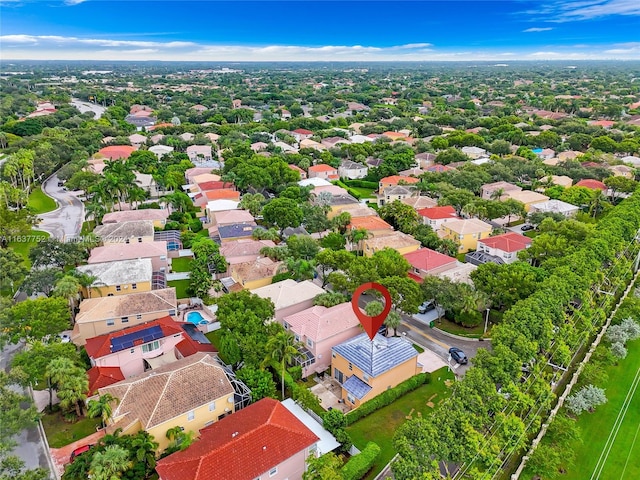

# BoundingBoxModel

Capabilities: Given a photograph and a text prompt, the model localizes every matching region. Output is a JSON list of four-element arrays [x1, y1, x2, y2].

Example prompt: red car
[[70, 444, 93, 462]]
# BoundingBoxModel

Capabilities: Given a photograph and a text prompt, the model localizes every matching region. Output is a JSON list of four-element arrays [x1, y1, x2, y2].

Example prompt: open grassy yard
[[8, 230, 50, 266], [167, 279, 189, 299], [560, 337, 640, 480], [346, 368, 455, 479], [171, 256, 192, 272], [28, 186, 57, 214], [435, 317, 486, 338], [347, 186, 376, 199], [41, 409, 102, 448]]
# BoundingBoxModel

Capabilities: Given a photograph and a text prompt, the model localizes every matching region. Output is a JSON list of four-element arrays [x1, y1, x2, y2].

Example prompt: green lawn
[[8, 230, 50, 266], [171, 257, 192, 272], [435, 317, 486, 338], [559, 337, 640, 480], [346, 368, 455, 479], [205, 329, 223, 349], [41, 409, 102, 448], [347, 186, 376, 199], [81, 220, 96, 235], [28, 186, 57, 214], [167, 279, 190, 299]]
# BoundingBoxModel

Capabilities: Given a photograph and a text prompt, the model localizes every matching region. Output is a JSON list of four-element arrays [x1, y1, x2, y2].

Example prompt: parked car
[[57, 181, 64, 187], [418, 300, 435, 314], [70, 444, 94, 462], [449, 347, 468, 364], [520, 224, 535, 231]]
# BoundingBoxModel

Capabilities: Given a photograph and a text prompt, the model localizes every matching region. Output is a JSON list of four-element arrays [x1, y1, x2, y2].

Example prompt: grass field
[[8, 230, 50, 266], [28, 186, 57, 214], [171, 257, 192, 272], [346, 368, 455, 479], [167, 279, 190, 299], [41, 409, 102, 448], [435, 317, 486, 338], [562, 337, 640, 480]]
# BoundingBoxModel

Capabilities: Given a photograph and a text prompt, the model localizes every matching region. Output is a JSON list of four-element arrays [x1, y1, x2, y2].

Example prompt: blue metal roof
[[110, 325, 164, 353], [332, 333, 418, 377], [343, 375, 372, 400], [218, 223, 259, 239]]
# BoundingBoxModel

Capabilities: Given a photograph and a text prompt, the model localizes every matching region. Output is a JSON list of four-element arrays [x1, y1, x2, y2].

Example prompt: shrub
[[333, 428, 353, 454], [323, 409, 347, 433], [566, 385, 607, 416], [610, 342, 628, 359], [345, 373, 429, 425], [341, 442, 381, 480]]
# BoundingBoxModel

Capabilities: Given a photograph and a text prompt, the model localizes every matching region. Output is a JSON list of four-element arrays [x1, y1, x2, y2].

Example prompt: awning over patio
[[145, 350, 178, 370], [343, 375, 372, 400]]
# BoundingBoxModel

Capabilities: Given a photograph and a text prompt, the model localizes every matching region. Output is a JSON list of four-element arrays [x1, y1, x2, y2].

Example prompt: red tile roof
[[403, 248, 457, 273], [87, 366, 125, 395], [85, 316, 183, 359], [426, 164, 455, 173], [348, 216, 393, 232], [97, 145, 136, 160], [293, 128, 313, 135], [575, 179, 607, 191], [204, 189, 241, 201], [478, 232, 532, 253], [380, 175, 420, 185], [308, 164, 337, 172], [155, 398, 319, 480], [417, 206, 457, 220], [197, 181, 234, 191]]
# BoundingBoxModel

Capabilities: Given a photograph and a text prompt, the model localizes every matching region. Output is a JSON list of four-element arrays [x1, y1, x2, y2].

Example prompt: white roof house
[[77, 258, 153, 287], [298, 178, 332, 188], [529, 199, 580, 217]]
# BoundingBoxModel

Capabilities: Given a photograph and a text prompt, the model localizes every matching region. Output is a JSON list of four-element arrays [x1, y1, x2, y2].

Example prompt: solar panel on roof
[[110, 325, 164, 353]]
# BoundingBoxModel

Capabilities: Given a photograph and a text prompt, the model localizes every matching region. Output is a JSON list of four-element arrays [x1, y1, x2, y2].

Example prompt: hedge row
[[345, 373, 429, 425], [334, 179, 365, 200], [341, 442, 381, 480], [343, 179, 379, 189]]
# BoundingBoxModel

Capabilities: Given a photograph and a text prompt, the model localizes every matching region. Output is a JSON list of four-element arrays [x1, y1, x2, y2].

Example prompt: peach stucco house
[[252, 279, 325, 322], [282, 302, 363, 378]]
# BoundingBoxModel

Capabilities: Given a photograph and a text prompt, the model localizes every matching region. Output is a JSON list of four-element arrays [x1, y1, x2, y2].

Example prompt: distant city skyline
[[1, 0, 639, 61]]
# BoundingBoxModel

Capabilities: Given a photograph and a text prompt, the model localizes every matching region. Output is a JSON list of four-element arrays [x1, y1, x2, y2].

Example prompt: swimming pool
[[185, 311, 208, 325], [532, 148, 543, 154]]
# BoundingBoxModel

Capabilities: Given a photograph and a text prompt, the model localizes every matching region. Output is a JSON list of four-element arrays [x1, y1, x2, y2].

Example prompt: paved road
[[37, 174, 84, 241], [0, 343, 53, 477], [71, 98, 106, 119]]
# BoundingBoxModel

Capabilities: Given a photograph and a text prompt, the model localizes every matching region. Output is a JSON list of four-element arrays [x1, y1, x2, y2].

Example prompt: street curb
[[29, 385, 60, 480], [432, 327, 491, 342], [39, 173, 62, 214]]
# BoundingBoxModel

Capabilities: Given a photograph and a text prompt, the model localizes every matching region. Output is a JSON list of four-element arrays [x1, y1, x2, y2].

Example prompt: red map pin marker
[[351, 282, 392, 341]]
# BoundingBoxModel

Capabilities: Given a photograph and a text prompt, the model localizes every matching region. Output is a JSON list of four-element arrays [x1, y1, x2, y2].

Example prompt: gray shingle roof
[[333, 333, 418, 377], [343, 375, 372, 400]]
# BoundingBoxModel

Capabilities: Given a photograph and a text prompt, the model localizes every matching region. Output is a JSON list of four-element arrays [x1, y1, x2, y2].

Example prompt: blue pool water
[[186, 311, 208, 325], [532, 148, 543, 154]]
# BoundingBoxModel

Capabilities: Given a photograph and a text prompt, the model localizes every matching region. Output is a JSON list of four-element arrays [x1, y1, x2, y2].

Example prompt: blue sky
[[1, 1, 639, 61]]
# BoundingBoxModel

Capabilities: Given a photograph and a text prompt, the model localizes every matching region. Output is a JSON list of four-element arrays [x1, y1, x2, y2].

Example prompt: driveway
[[37, 174, 84, 241], [0, 343, 54, 477]]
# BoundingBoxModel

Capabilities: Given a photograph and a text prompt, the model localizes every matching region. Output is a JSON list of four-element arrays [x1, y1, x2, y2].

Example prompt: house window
[[347, 393, 355, 404], [125, 239, 130, 244], [160, 255, 166, 261], [283, 322, 289, 330], [363, 373, 370, 383], [116, 285, 121, 292], [309, 443, 318, 455], [142, 340, 160, 353], [131, 283, 137, 290], [169, 310, 176, 316], [294, 334, 300, 342], [106, 319, 115, 326], [121, 316, 129, 323], [204, 420, 214, 427], [130, 348, 135, 354], [137, 237, 142, 243], [209, 402, 216, 411], [107, 293, 114, 296], [306, 338, 313, 348], [269, 467, 278, 477], [136, 314, 142, 320], [332, 352, 336, 358], [348, 362, 353, 371], [187, 410, 195, 421]]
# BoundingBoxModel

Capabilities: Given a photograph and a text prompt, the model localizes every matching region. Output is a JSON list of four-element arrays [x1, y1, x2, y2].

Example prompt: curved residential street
[[70, 98, 106, 119], [37, 174, 84, 240]]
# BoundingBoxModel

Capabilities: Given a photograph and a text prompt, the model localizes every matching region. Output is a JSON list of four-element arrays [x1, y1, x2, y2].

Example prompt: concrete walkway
[[50, 429, 106, 478]]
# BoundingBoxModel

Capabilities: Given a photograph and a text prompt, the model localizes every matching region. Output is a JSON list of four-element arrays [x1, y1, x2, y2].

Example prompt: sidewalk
[[50, 430, 106, 478]]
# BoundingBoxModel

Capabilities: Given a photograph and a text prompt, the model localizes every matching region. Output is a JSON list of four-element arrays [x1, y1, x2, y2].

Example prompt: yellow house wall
[[332, 352, 418, 408], [72, 310, 175, 346], [327, 204, 360, 220], [441, 227, 492, 254], [83, 281, 152, 299], [362, 241, 420, 257]]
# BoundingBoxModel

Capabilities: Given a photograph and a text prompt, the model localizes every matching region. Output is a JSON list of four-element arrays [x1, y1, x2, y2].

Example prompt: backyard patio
[[309, 375, 349, 413]]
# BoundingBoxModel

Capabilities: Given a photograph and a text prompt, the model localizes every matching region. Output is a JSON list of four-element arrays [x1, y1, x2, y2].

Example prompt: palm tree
[[89, 445, 133, 480], [165, 426, 196, 453], [45, 357, 76, 412], [384, 311, 402, 337], [489, 187, 505, 201], [53, 275, 82, 322], [57, 373, 89, 418], [348, 228, 370, 255], [88, 393, 119, 428], [131, 432, 159, 474], [262, 331, 301, 400]]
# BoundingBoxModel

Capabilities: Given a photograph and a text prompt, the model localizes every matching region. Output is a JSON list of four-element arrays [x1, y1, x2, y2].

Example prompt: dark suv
[[449, 347, 468, 364]]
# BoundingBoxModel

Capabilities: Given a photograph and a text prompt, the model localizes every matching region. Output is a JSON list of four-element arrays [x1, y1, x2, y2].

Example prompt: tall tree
[[88, 445, 133, 480], [87, 394, 119, 429], [262, 330, 301, 399]]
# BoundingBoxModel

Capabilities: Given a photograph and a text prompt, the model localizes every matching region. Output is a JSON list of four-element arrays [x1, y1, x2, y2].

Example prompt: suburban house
[[128, 133, 147, 147], [378, 175, 420, 194], [87, 367, 125, 396], [338, 160, 368, 179], [94, 220, 155, 245], [71, 288, 178, 345], [471, 232, 532, 265], [321, 194, 361, 219], [205, 200, 240, 223], [415, 152, 437, 169], [210, 209, 255, 228], [186, 145, 213, 164], [461, 146, 487, 159], [608, 164, 635, 178], [500, 190, 549, 212], [480, 181, 522, 200], [440, 219, 493, 253], [377, 185, 417, 207], [97, 353, 249, 452], [332, 333, 420, 409], [155, 398, 319, 480], [85, 316, 215, 379], [299, 138, 326, 151], [217, 223, 261, 243], [575, 179, 608, 192], [348, 215, 393, 235], [321, 136, 350, 149], [148, 144, 174, 160], [252, 279, 325, 322], [308, 164, 339, 180], [102, 209, 169, 229], [402, 195, 438, 210], [88, 241, 169, 273], [288, 164, 307, 179], [403, 248, 458, 281], [229, 257, 283, 290], [282, 302, 363, 378], [292, 128, 314, 140], [219, 239, 276, 266], [185, 168, 217, 184], [76, 258, 153, 298], [417, 206, 459, 230], [529, 199, 580, 218], [96, 145, 136, 160], [537, 175, 573, 189], [334, 204, 378, 219], [363, 232, 421, 257]]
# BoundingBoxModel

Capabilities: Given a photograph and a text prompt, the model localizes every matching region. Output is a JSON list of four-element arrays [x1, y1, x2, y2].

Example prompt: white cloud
[[1, 34, 639, 61], [526, 0, 640, 22], [523, 27, 553, 32], [64, 0, 87, 5]]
